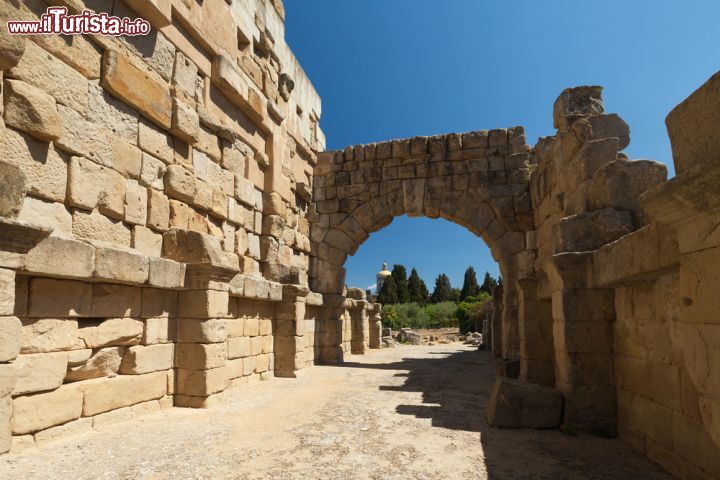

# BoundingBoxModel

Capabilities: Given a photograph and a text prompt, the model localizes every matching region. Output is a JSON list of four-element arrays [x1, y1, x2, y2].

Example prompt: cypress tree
[[460, 266, 481, 300], [480, 272, 498, 295], [408, 268, 428, 305], [391, 264, 410, 304], [378, 275, 399, 305], [430, 274, 453, 303]]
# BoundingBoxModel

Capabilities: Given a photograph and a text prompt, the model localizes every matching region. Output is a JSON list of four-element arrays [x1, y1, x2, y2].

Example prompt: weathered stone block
[[4, 79, 63, 141], [65, 347, 122, 382], [162, 229, 224, 265], [666, 71, 720, 173], [102, 49, 171, 129], [91, 284, 141, 318], [149, 258, 185, 289], [139, 153, 167, 190], [17, 196, 71, 235], [175, 342, 227, 369], [78, 318, 143, 349], [0, 317, 21, 362], [176, 366, 227, 396], [553, 208, 634, 253], [72, 209, 132, 246], [12, 384, 83, 435], [171, 98, 200, 144], [68, 156, 126, 220], [486, 377, 563, 429], [553, 86, 604, 131], [12, 351, 68, 396], [133, 226, 162, 258], [8, 41, 88, 114], [28, 278, 91, 318], [178, 290, 229, 318], [228, 336, 251, 359], [147, 189, 170, 232], [82, 371, 167, 416], [20, 318, 77, 354], [125, 180, 148, 226], [3, 129, 67, 203], [164, 164, 197, 203], [94, 244, 149, 284], [120, 344, 174, 374], [177, 318, 227, 344]]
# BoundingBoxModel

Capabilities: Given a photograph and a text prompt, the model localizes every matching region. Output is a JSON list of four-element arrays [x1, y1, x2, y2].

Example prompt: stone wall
[[0, 0, 384, 454]]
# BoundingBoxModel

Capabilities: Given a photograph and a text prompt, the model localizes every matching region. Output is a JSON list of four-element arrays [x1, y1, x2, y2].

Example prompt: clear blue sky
[[285, 0, 720, 291]]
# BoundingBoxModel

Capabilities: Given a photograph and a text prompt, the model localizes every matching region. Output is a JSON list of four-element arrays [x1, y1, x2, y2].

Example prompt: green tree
[[460, 266, 481, 300], [430, 274, 453, 303], [408, 268, 429, 304], [391, 264, 410, 304], [378, 275, 399, 305], [480, 272, 498, 295]]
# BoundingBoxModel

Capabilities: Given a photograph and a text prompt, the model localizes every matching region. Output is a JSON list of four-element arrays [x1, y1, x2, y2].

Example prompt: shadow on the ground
[[332, 346, 673, 480]]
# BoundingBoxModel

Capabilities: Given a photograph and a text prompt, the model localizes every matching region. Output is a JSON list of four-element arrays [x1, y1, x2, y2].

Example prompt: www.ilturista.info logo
[[7, 7, 151, 36]]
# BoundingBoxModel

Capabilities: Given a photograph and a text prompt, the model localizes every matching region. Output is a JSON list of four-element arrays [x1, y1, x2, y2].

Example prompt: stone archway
[[308, 128, 538, 363]]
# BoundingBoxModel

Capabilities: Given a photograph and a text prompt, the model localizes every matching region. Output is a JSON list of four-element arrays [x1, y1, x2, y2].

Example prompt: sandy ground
[[0, 344, 672, 480]]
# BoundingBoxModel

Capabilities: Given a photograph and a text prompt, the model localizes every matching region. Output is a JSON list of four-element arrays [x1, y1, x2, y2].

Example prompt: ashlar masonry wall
[[0, 0, 381, 454]]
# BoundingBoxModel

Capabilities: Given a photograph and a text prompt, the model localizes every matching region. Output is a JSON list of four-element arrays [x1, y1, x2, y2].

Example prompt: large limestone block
[[0, 317, 21, 362], [162, 229, 224, 265], [175, 342, 228, 369], [12, 384, 83, 435], [0, 27, 25, 71], [94, 244, 149, 284], [12, 351, 68, 396], [553, 86, 604, 131], [78, 318, 143, 348], [82, 371, 167, 416], [25, 236, 95, 278], [486, 377, 563, 429], [0, 269, 14, 316], [33, 417, 92, 447], [125, 180, 148, 226], [178, 290, 229, 318], [138, 119, 174, 164], [176, 366, 228, 396], [7, 41, 88, 114], [4, 79, 63, 141], [0, 396, 9, 454], [17, 197, 72, 235], [133, 226, 162, 258], [120, 344, 174, 374], [0, 364, 18, 398], [3, 129, 67, 203], [147, 189, 170, 232], [102, 49, 172, 129], [572, 114, 631, 151], [227, 336, 251, 359], [177, 318, 227, 344], [588, 160, 667, 227], [28, 278, 92, 318], [56, 103, 116, 167], [171, 98, 200, 144], [148, 258, 186, 288], [666, 70, 720, 173], [72, 210, 132, 246], [0, 162, 26, 218], [67, 156, 126, 220], [553, 208, 634, 253], [20, 319, 78, 354], [141, 289, 178, 319], [142, 316, 176, 344], [91, 284, 142, 318], [164, 164, 198, 203], [234, 176, 256, 207], [87, 82, 139, 143], [65, 347, 122, 382]]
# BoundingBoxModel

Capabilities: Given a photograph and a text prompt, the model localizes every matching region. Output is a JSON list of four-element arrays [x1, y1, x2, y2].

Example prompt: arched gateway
[[309, 127, 534, 363]]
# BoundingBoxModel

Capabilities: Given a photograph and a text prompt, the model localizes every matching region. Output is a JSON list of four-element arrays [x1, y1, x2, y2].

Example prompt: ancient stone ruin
[[0, 1, 718, 478]]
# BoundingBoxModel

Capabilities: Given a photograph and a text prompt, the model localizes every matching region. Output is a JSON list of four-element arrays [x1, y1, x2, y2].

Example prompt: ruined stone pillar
[[274, 285, 309, 378], [0, 268, 20, 454], [517, 279, 554, 387], [500, 263, 520, 359], [547, 254, 617, 435], [491, 285, 504, 358], [317, 294, 346, 364], [350, 301, 370, 354], [368, 304, 382, 349]]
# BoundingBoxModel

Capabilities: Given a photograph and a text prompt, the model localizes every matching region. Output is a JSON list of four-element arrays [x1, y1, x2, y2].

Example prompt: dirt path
[[0, 344, 672, 480]]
